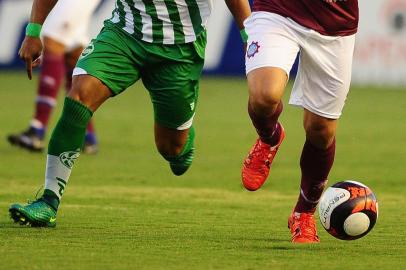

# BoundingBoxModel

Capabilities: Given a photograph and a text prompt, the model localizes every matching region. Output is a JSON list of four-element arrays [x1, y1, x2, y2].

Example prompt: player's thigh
[[65, 46, 84, 71], [154, 124, 190, 156], [142, 45, 204, 131], [73, 26, 142, 97], [43, 37, 66, 55], [41, 0, 100, 47], [290, 34, 356, 119], [244, 12, 300, 102], [143, 65, 201, 131]]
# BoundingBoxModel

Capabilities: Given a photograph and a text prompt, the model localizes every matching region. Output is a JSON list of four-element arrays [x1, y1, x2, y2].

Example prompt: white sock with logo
[[44, 151, 79, 200]]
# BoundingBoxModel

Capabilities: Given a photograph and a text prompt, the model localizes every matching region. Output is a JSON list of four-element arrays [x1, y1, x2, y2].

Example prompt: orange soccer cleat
[[241, 123, 285, 191], [288, 212, 320, 243]]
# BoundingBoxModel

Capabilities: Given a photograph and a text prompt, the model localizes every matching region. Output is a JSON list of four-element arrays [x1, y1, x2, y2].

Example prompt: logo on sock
[[56, 177, 67, 196], [59, 150, 80, 169]]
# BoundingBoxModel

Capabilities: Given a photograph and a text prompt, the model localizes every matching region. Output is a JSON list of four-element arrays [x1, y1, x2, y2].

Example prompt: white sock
[[44, 151, 79, 200]]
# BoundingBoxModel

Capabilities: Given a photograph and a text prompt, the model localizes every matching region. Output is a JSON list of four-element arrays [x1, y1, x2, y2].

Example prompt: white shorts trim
[[72, 67, 88, 77], [244, 12, 356, 119], [177, 114, 195, 130]]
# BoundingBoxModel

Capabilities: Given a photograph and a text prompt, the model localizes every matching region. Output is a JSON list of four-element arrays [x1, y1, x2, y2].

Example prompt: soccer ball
[[318, 180, 378, 240]]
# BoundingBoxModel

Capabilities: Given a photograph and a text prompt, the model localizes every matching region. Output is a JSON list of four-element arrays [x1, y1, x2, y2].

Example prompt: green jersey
[[108, 0, 213, 44]]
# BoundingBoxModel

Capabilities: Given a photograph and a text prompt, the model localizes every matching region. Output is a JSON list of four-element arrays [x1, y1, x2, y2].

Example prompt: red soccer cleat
[[241, 123, 285, 191], [288, 212, 320, 243]]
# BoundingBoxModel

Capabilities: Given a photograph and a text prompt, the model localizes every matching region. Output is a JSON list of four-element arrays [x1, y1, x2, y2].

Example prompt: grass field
[[0, 71, 405, 269]]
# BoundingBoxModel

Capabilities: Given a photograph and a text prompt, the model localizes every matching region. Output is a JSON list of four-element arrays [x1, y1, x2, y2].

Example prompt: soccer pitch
[[0, 72, 405, 269]]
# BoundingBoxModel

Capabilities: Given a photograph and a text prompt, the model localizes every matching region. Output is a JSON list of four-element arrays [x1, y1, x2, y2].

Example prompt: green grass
[[0, 71, 405, 269]]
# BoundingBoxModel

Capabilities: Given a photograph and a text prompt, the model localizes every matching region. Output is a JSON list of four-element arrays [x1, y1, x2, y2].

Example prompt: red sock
[[86, 120, 95, 134], [294, 139, 336, 213], [248, 101, 283, 146], [33, 53, 65, 128]]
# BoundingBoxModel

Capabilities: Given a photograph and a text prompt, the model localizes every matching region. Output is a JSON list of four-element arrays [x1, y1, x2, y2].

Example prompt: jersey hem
[[252, 9, 358, 37]]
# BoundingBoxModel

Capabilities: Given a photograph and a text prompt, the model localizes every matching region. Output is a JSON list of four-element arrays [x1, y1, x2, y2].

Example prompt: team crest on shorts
[[79, 42, 94, 59], [247, 41, 260, 58]]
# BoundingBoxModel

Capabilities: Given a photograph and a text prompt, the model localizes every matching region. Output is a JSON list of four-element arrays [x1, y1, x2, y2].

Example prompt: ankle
[[42, 189, 60, 211]]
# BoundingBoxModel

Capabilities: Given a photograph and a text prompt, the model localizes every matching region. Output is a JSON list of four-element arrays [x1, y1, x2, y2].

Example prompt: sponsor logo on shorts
[[247, 41, 260, 59], [80, 42, 94, 59], [59, 149, 80, 169]]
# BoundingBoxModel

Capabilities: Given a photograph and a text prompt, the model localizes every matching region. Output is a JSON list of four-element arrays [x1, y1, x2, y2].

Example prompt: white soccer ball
[[318, 180, 378, 240]]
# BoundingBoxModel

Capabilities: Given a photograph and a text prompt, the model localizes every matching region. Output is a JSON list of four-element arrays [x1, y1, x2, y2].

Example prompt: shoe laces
[[292, 213, 318, 240], [27, 186, 44, 204], [245, 140, 272, 169]]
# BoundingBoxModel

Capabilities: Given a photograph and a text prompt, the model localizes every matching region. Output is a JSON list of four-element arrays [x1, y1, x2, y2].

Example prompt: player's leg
[[241, 12, 300, 191], [155, 124, 195, 176], [296, 110, 337, 213], [9, 25, 140, 227], [7, 0, 100, 152], [287, 111, 337, 243], [151, 76, 197, 176], [65, 47, 98, 154], [288, 32, 356, 243], [148, 76, 198, 176], [9, 75, 110, 227], [7, 37, 66, 152], [63, 0, 101, 154], [141, 34, 205, 176]]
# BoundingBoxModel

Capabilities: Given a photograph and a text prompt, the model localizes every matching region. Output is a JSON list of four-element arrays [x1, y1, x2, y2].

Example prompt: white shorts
[[41, 0, 101, 50], [244, 12, 356, 119]]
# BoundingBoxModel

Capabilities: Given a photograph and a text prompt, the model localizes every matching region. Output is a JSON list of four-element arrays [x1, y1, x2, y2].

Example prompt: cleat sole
[[9, 208, 55, 228]]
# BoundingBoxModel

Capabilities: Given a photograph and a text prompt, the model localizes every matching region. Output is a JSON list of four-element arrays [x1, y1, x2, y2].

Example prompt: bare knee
[[156, 140, 184, 158], [155, 125, 189, 158], [68, 75, 112, 112], [249, 84, 282, 114], [247, 67, 287, 115]]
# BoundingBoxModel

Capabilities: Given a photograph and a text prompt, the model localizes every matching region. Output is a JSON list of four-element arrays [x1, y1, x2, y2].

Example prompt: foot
[[169, 148, 194, 176], [9, 198, 57, 227], [83, 133, 98, 154], [7, 127, 45, 152], [241, 123, 285, 191], [288, 212, 320, 243]]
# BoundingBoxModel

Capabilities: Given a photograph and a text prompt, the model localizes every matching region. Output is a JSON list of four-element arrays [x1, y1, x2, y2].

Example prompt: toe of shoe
[[241, 173, 264, 191], [242, 181, 261, 191], [170, 165, 189, 176]]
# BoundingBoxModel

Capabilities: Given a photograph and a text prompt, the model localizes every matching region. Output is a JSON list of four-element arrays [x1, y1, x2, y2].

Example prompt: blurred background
[[0, 0, 405, 84]]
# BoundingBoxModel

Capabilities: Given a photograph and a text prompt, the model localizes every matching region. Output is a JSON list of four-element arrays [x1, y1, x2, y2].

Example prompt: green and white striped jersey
[[108, 0, 213, 44]]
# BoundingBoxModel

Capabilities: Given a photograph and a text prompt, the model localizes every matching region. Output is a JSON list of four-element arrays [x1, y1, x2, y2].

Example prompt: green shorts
[[75, 23, 206, 130]]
